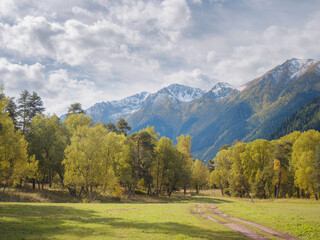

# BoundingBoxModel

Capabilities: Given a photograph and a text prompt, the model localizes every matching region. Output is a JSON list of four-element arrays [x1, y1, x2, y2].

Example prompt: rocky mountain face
[[85, 58, 320, 160]]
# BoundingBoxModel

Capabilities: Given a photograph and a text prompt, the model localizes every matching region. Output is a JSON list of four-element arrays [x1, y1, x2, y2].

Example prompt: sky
[[0, 0, 320, 115]]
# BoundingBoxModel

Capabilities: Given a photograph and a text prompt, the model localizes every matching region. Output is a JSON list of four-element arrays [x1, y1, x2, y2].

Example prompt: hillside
[[84, 58, 320, 160], [269, 95, 320, 140]]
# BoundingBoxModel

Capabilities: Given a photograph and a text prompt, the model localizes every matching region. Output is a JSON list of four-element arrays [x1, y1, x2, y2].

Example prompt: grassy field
[[0, 200, 246, 240], [216, 198, 320, 240], [0, 189, 319, 240]]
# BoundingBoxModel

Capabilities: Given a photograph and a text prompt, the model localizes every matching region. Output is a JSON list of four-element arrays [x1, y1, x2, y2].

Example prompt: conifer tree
[[67, 103, 84, 116], [17, 90, 31, 135], [116, 118, 132, 135]]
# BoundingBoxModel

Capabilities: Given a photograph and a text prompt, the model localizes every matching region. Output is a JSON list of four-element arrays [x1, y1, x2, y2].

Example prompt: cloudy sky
[[0, 0, 320, 115]]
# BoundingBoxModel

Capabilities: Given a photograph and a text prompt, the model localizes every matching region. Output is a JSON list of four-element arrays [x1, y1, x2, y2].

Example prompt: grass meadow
[[0, 189, 319, 240]]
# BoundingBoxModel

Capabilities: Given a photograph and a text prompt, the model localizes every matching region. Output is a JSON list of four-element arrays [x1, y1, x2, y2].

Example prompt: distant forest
[[269, 95, 320, 140]]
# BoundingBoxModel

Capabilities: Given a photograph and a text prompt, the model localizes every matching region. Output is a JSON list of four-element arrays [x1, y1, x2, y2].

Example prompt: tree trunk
[[132, 140, 140, 197], [79, 186, 84, 197], [67, 187, 77, 196], [41, 177, 45, 190], [244, 185, 254, 203], [276, 171, 281, 198], [32, 179, 35, 189], [49, 171, 52, 188], [220, 187, 224, 196], [184, 186, 187, 195], [148, 184, 152, 196]]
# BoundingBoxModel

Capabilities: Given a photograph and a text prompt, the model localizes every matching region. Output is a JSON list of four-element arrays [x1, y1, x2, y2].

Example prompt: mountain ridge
[[84, 58, 320, 160]]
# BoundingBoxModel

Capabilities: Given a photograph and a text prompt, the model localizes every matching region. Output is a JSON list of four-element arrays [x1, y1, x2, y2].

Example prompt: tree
[[67, 103, 84, 116], [6, 97, 18, 129], [28, 91, 45, 119], [16, 90, 45, 135], [312, 145, 320, 198], [63, 124, 118, 201], [212, 147, 232, 196], [191, 160, 209, 194], [292, 130, 320, 200], [17, 90, 31, 135], [116, 118, 131, 135], [241, 139, 274, 199], [153, 137, 183, 197], [0, 94, 37, 190], [106, 122, 118, 133], [273, 142, 292, 198], [176, 134, 193, 195], [228, 142, 253, 200], [63, 113, 92, 136], [127, 130, 153, 197], [28, 115, 68, 189]]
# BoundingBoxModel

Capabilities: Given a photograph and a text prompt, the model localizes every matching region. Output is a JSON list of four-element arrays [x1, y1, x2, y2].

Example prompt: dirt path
[[196, 205, 270, 240], [209, 205, 298, 240], [196, 205, 299, 240]]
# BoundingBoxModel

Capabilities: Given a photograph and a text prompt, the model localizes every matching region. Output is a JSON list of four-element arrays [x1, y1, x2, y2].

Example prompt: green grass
[[216, 198, 320, 240], [0, 189, 319, 240], [0, 200, 246, 240]]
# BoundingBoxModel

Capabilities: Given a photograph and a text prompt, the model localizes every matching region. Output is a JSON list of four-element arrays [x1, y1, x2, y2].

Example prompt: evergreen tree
[[16, 90, 45, 134], [17, 90, 31, 135], [28, 91, 45, 119], [6, 97, 18, 129], [106, 122, 118, 133], [67, 103, 84, 116], [116, 118, 131, 135]]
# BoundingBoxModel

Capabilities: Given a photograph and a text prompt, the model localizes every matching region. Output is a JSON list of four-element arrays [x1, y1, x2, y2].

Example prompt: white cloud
[[164, 69, 216, 90], [0, 0, 320, 114], [0, 58, 45, 93], [41, 69, 106, 115]]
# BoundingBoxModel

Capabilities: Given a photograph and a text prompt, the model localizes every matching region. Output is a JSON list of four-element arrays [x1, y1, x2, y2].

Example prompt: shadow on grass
[[121, 196, 233, 205], [0, 203, 243, 240]]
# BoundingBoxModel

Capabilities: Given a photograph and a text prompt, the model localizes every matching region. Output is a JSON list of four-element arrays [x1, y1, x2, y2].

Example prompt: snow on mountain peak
[[86, 91, 150, 123], [165, 84, 205, 102], [267, 58, 318, 84], [210, 82, 236, 98]]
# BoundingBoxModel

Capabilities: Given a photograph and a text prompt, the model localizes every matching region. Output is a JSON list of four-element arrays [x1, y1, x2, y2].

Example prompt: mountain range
[[85, 58, 320, 161]]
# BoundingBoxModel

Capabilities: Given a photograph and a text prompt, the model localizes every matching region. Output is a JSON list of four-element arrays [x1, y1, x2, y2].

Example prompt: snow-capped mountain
[[85, 84, 205, 123], [259, 58, 318, 85], [86, 92, 150, 123], [144, 84, 205, 107], [166, 84, 205, 102], [210, 82, 237, 98]]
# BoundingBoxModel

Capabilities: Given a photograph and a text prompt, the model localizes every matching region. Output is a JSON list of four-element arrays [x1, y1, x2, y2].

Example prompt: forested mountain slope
[[85, 58, 320, 161], [269, 95, 320, 140]]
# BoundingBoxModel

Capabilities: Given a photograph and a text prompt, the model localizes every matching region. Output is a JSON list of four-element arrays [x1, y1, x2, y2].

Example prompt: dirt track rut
[[196, 205, 299, 240]]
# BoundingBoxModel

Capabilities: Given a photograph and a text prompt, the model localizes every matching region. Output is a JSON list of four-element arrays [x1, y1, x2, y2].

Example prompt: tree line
[[1, 89, 319, 201], [208, 130, 320, 201], [0, 90, 208, 201]]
